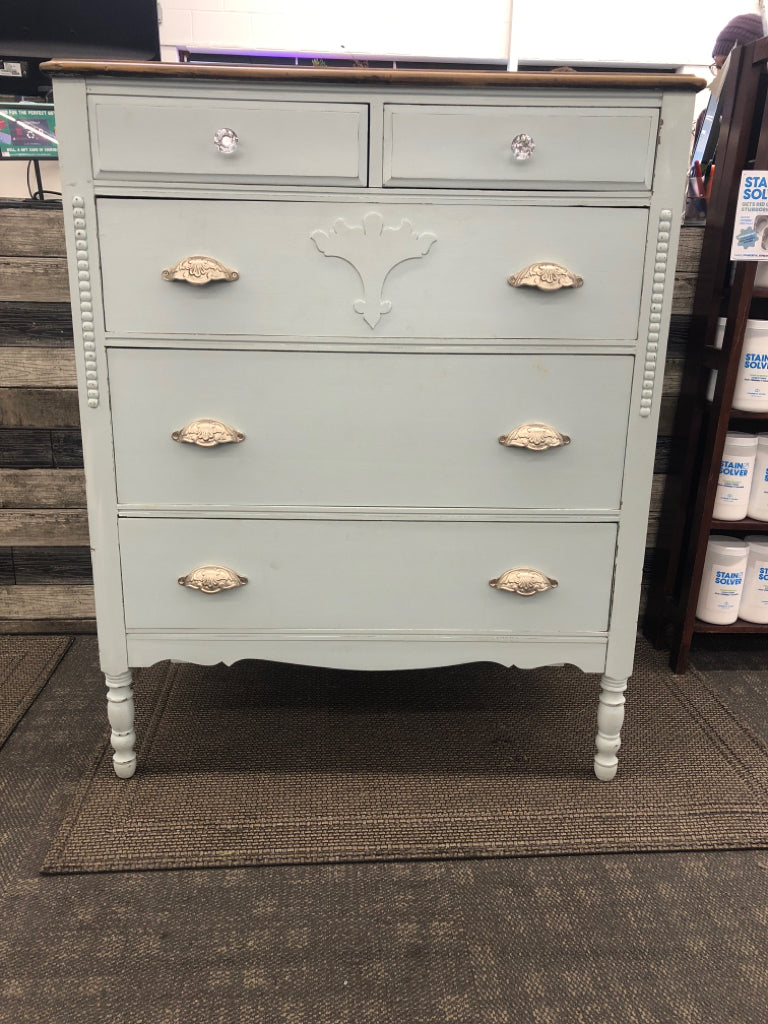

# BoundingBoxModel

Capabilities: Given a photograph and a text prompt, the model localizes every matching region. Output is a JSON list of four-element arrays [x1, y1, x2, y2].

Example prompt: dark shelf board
[[694, 618, 768, 633], [701, 406, 768, 422], [710, 518, 768, 531]]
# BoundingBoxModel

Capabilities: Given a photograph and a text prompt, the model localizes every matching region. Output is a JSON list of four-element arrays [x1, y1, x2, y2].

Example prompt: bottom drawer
[[120, 518, 617, 634]]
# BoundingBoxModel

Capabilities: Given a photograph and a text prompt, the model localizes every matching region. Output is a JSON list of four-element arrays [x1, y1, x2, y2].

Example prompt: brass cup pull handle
[[489, 568, 558, 596], [162, 255, 239, 286], [508, 262, 583, 291], [172, 419, 245, 447], [498, 422, 571, 451], [178, 565, 248, 594]]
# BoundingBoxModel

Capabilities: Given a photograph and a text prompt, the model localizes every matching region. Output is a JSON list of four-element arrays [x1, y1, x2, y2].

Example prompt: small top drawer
[[383, 104, 659, 190], [88, 95, 369, 185]]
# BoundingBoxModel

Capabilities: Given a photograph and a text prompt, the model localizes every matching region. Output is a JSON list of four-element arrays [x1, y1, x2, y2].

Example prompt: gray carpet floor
[[1, 635, 767, 1024]]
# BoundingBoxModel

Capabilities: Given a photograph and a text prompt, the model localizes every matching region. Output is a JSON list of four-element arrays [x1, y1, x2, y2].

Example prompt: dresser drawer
[[119, 518, 617, 633], [109, 349, 632, 511], [88, 95, 368, 185], [383, 104, 659, 190], [97, 198, 647, 340]]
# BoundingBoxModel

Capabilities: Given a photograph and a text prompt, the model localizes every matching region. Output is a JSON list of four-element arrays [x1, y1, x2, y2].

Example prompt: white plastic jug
[[738, 535, 768, 623], [747, 434, 768, 521], [733, 319, 768, 411], [708, 318, 768, 412], [695, 535, 749, 624], [713, 432, 757, 520]]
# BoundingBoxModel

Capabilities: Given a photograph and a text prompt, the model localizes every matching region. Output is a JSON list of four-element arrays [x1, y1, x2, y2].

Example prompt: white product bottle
[[747, 434, 768, 521], [695, 535, 749, 624], [739, 535, 768, 623], [712, 432, 757, 520], [732, 319, 768, 412]]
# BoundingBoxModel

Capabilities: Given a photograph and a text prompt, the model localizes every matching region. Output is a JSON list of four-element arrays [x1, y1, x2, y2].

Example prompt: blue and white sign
[[731, 170, 768, 260]]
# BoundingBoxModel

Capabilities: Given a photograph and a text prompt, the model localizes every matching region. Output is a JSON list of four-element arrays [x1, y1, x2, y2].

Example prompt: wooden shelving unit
[[645, 37, 768, 672]]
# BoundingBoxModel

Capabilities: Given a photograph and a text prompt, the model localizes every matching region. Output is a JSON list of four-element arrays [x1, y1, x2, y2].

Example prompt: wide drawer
[[97, 198, 648, 340], [383, 104, 659, 189], [119, 518, 617, 633], [109, 349, 633, 511], [88, 95, 368, 185]]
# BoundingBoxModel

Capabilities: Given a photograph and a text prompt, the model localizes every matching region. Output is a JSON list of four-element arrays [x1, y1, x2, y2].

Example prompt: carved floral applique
[[310, 211, 437, 328]]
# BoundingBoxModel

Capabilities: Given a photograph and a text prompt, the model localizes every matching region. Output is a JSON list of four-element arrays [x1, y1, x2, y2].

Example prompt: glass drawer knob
[[214, 128, 239, 154], [510, 133, 535, 161]]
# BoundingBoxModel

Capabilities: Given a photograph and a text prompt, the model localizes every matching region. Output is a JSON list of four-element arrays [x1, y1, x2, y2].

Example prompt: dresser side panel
[[50, 75, 128, 676], [605, 89, 696, 680]]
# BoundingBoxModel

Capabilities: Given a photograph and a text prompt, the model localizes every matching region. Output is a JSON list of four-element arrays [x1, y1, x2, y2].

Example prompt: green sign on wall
[[0, 104, 57, 159]]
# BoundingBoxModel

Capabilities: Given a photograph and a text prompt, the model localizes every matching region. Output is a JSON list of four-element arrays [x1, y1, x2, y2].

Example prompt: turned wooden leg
[[105, 670, 136, 779], [593, 674, 627, 782]]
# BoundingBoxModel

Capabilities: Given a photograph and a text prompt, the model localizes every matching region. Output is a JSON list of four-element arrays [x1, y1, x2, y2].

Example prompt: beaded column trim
[[72, 196, 99, 408], [640, 210, 672, 418]]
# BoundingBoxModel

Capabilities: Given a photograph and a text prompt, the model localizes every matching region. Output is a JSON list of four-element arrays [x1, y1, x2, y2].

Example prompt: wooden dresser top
[[41, 59, 706, 92]]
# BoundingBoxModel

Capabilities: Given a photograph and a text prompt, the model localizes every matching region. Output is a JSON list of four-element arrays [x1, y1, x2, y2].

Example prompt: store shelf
[[710, 518, 768, 531], [693, 618, 768, 633], [644, 35, 768, 673], [728, 411, 768, 422]]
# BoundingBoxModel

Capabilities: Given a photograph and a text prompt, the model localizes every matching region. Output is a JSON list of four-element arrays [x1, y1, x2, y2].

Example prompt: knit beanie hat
[[712, 13, 763, 58]]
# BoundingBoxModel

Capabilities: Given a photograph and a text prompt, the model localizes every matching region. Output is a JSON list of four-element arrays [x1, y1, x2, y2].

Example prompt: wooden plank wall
[[0, 200, 703, 633], [0, 200, 94, 633]]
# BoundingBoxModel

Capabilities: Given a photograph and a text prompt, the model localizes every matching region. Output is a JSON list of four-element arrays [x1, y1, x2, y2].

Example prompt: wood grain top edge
[[40, 60, 706, 91]]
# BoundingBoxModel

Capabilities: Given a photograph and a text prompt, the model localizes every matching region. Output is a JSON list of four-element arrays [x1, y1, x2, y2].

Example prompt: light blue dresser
[[44, 61, 702, 780]]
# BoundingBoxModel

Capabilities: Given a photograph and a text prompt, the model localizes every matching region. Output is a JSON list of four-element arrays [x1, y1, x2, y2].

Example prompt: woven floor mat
[[0, 636, 72, 748], [42, 638, 768, 873]]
